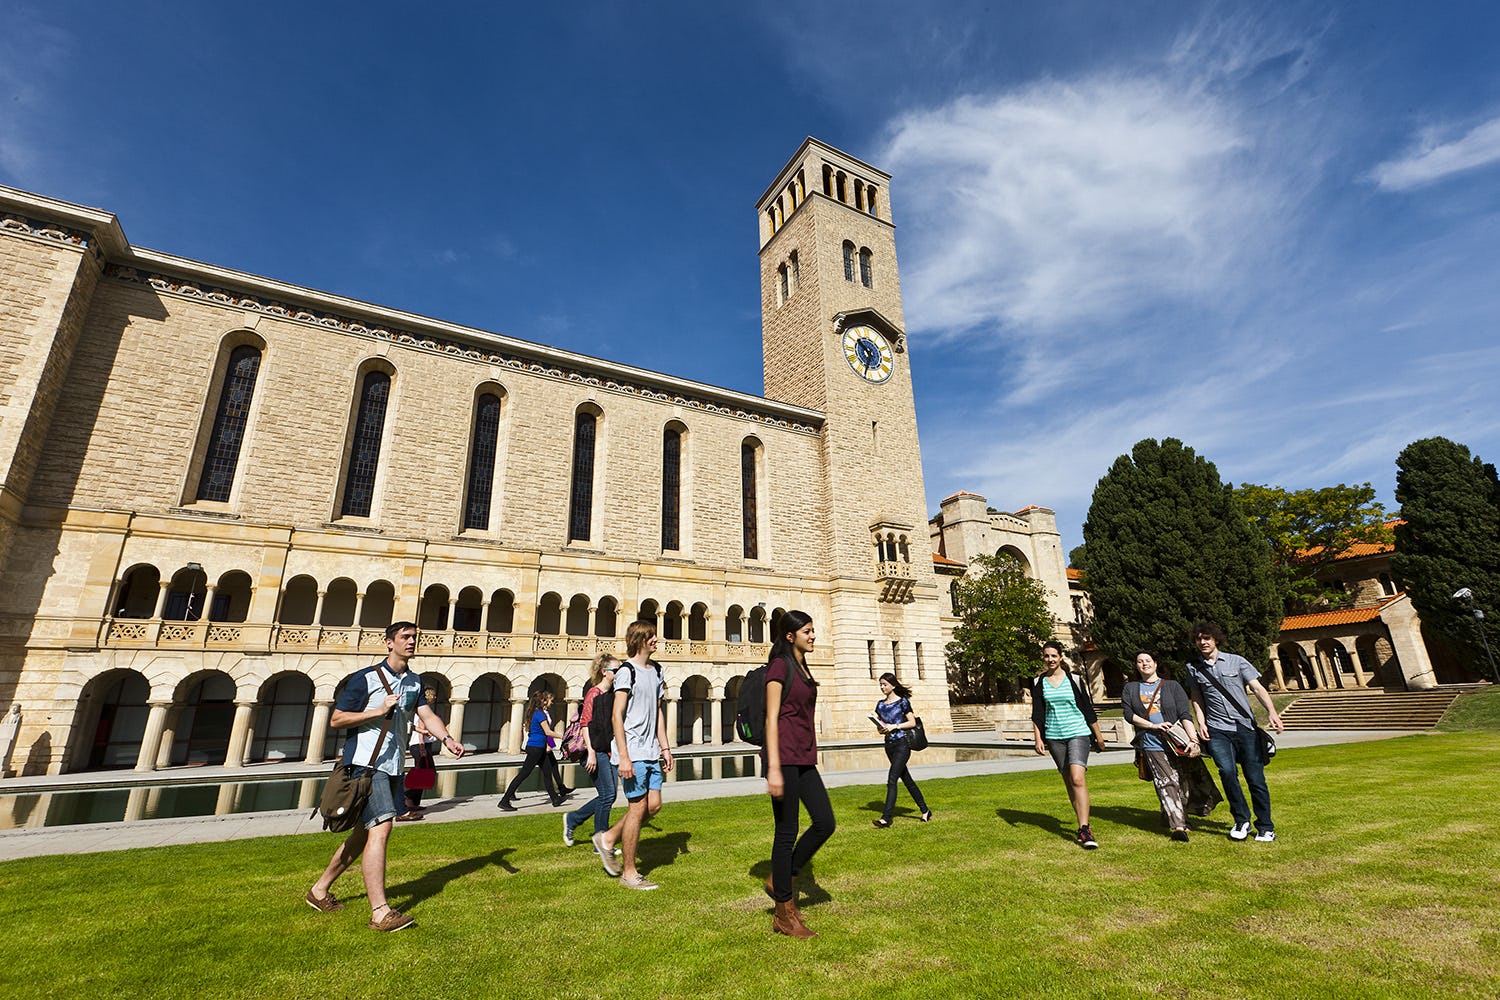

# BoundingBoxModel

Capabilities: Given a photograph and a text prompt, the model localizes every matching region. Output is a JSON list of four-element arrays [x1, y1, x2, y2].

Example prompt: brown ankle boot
[[772, 899, 815, 938], [764, 874, 797, 901]]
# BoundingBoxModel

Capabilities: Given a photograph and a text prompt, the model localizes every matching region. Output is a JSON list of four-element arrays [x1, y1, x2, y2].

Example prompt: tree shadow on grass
[[746, 859, 833, 909], [995, 807, 1073, 842], [388, 848, 518, 910], [637, 831, 692, 876]]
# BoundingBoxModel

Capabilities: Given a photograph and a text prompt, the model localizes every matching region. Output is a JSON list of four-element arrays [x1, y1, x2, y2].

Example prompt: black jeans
[[881, 739, 929, 821], [500, 746, 565, 805], [770, 763, 836, 903]]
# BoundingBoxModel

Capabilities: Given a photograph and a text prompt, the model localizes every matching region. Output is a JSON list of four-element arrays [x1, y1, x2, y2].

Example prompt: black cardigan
[[1120, 679, 1193, 749], [1029, 671, 1098, 734]]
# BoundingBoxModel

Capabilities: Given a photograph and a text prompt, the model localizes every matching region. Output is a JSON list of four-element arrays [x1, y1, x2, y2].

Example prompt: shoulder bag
[[1191, 661, 1277, 763]]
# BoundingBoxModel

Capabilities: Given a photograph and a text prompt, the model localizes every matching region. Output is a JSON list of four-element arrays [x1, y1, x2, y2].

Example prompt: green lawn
[[3, 734, 1498, 999]]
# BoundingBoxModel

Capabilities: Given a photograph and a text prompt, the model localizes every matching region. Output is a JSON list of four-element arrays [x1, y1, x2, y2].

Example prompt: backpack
[[734, 663, 769, 746], [589, 664, 631, 753], [560, 704, 592, 763]]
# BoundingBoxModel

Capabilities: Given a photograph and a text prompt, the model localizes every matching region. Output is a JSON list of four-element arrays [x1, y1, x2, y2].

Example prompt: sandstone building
[[0, 138, 953, 777]]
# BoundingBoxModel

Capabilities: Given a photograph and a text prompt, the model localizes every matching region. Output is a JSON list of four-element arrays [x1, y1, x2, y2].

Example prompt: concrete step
[[1280, 689, 1463, 730], [948, 709, 997, 733]]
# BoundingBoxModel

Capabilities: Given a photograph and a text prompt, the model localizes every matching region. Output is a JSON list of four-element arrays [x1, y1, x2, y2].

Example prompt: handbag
[[404, 741, 437, 791], [1134, 749, 1153, 781], [316, 668, 396, 832], [907, 716, 929, 752]]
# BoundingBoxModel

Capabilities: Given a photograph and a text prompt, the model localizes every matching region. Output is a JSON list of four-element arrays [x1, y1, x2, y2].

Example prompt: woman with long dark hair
[[1030, 639, 1107, 849], [872, 672, 931, 827], [763, 610, 834, 939], [497, 688, 569, 811], [1121, 651, 1200, 841], [563, 653, 620, 848]]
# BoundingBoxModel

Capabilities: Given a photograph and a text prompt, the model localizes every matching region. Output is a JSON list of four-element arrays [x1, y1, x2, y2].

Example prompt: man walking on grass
[[1184, 621, 1284, 843], [593, 619, 673, 890], [306, 621, 465, 930]]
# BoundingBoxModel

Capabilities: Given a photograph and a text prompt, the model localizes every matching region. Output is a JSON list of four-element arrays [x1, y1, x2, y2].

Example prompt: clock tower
[[757, 138, 952, 734]]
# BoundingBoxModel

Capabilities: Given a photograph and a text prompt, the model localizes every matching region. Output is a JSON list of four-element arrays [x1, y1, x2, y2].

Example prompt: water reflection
[[0, 746, 1016, 831]]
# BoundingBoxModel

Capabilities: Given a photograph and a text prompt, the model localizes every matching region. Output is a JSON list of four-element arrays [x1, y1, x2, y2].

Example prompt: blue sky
[[4, 1, 1498, 554]]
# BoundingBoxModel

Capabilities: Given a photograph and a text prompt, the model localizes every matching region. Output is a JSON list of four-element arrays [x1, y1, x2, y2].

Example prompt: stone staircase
[[949, 708, 998, 733], [1278, 687, 1465, 730]]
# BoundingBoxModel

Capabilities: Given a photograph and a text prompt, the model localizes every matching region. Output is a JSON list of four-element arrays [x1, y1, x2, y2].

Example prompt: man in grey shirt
[[593, 619, 673, 890], [1184, 621, 1285, 843]]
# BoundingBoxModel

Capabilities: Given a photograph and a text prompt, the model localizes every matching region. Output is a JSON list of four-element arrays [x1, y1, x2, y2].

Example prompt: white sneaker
[[1254, 830, 1277, 842], [593, 833, 623, 877], [1229, 822, 1252, 841]]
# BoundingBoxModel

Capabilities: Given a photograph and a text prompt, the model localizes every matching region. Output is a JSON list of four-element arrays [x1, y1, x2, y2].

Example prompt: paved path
[[0, 730, 1415, 861]]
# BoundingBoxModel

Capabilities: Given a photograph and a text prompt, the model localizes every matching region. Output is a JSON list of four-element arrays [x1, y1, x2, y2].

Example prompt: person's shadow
[[995, 807, 1073, 842], [747, 860, 833, 909], [859, 799, 918, 820], [637, 831, 692, 875], [388, 848, 518, 910], [1088, 803, 1178, 835]]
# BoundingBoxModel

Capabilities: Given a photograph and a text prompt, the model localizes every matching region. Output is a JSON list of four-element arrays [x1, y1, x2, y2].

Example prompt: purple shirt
[[765, 655, 818, 765]]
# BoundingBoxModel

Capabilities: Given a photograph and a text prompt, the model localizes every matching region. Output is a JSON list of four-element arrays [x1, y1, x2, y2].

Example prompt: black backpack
[[734, 664, 769, 746], [589, 665, 630, 752]]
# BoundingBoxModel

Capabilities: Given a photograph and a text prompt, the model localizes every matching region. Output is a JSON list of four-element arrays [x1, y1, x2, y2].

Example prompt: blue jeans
[[1206, 724, 1272, 832], [566, 754, 618, 836]]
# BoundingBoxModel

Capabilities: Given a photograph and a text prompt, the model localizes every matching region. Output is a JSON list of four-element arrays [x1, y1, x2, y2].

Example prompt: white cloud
[[1370, 114, 1500, 191]]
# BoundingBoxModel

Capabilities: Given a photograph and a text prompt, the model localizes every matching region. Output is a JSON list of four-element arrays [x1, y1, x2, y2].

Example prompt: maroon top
[[765, 655, 818, 766]]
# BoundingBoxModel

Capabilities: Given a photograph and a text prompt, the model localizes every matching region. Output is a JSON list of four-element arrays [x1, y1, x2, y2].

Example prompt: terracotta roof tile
[[1066, 568, 1082, 581], [932, 553, 965, 567], [1280, 594, 1404, 631]]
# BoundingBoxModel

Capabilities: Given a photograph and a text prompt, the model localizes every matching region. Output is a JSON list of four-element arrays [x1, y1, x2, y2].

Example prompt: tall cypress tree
[[1082, 438, 1280, 669], [1391, 437, 1500, 673]]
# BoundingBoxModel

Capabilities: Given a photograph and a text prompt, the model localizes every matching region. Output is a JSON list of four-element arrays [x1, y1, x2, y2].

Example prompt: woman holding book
[[1121, 650, 1200, 841], [871, 672, 931, 827]]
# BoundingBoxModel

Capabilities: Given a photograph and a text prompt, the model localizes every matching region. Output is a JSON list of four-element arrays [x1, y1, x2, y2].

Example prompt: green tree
[[1238, 482, 1393, 613], [1068, 544, 1087, 577], [1391, 437, 1500, 673], [945, 553, 1057, 700], [1082, 438, 1280, 668]]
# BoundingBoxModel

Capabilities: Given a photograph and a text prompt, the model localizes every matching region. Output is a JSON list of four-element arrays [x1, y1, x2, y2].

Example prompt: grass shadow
[[388, 848, 518, 910], [413, 796, 476, 816], [995, 807, 1072, 842], [860, 799, 919, 818], [747, 859, 834, 909], [637, 830, 691, 875]]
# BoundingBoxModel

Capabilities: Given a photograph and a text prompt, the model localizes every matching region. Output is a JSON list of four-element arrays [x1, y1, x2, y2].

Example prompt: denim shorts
[[620, 760, 663, 801], [360, 769, 404, 828], [1046, 736, 1091, 773]]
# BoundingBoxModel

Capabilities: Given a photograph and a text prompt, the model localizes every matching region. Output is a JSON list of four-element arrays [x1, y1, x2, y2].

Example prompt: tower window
[[741, 438, 761, 560], [341, 368, 391, 518], [867, 185, 879, 217], [836, 171, 847, 203], [567, 409, 597, 542], [843, 241, 855, 282], [777, 264, 789, 305], [859, 247, 873, 288], [822, 164, 834, 196], [789, 250, 799, 287], [662, 427, 681, 551], [196, 343, 261, 502], [463, 391, 502, 530]]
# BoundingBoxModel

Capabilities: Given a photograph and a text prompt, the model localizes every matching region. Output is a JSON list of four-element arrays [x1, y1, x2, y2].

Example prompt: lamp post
[[1452, 588, 1500, 684], [185, 562, 205, 622]]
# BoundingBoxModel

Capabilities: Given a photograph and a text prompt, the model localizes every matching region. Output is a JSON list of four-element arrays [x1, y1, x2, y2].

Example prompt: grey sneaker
[[563, 816, 577, 847], [1229, 822, 1252, 841], [594, 833, 622, 877], [1254, 829, 1277, 842], [619, 873, 658, 891]]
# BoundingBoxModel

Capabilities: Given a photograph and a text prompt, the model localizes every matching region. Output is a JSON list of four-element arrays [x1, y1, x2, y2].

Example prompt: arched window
[[341, 368, 391, 518], [822, 164, 834, 196], [843, 241, 855, 282], [866, 185, 879, 217], [662, 426, 681, 551], [854, 178, 865, 211], [1379, 572, 1396, 597], [835, 171, 847, 202], [196, 344, 261, 502], [663, 600, 684, 640], [777, 264, 788, 305], [567, 407, 598, 542], [464, 391, 502, 530], [859, 247, 873, 288], [741, 438, 761, 560], [789, 250, 799, 288]]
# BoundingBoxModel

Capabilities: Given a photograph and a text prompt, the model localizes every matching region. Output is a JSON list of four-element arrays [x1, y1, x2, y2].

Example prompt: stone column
[[447, 698, 468, 747], [507, 699, 525, 754], [709, 696, 722, 744], [665, 697, 679, 748], [312, 590, 328, 626], [223, 701, 255, 768], [1349, 642, 1367, 687], [479, 600, 491, 636], [200, 583, 218, 625], [448, 596, 460, 638], [304, 700, 332, 765], [134, 701, 171, 772], [152, 581, 171, 620], [154, 706, 180, 768], [353, 592, 367, 629]]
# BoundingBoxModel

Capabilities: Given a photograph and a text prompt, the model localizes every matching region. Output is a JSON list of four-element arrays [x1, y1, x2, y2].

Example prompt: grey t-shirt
[[609, 659, 663, 765], [1184, 652, 1260, 733]]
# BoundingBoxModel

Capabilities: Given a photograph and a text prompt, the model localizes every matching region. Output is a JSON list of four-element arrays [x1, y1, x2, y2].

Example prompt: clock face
[[841, 325, 894, 384]]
